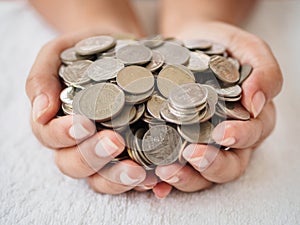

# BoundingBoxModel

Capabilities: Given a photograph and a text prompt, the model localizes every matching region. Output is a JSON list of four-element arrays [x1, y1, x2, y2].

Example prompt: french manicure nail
[[69, 123, 91, 140], [190, 157, 210, 172], [119, 172, 142, 186], [164, 176, 180, 184], [95, 137, 119, 158], [251, 91, 266, 118], [32, 94, 49, 122], [220, 137, 236, 146]]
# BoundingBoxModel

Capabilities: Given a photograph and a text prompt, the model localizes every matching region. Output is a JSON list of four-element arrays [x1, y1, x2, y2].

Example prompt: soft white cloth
[[0, 1, 299, 225]]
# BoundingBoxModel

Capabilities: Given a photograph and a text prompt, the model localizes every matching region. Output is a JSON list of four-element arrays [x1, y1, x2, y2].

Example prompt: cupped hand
[[155, 21, 283, 196], [25, 30, 154, 195]]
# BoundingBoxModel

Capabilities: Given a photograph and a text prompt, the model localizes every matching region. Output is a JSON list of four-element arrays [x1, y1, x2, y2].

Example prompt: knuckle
[[54, 151, 68, 176]]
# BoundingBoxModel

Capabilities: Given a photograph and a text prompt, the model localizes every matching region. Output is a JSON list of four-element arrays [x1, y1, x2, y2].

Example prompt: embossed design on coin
[[142, 125, 182, 165], [86, 58, 124, 82], [116, 44, 152, 65], [75, 35, 115, 55], [63, 60, 92, 85], [77, 83, 125, 122], [209, 56, 240, 84]]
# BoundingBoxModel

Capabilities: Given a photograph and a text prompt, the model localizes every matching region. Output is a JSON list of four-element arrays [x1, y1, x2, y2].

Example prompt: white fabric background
[[0, 1, 299, 224]]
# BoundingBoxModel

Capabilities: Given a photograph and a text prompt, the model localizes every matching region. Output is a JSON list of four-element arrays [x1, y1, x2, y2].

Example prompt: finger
[[25, 31, 106, 125], [87, 160, 146, 195], [176, 22, 283, 117], [183, 144, 253, 183], [55, 130, 125, 178], [212, 101, 276, 148], [134, 171, 158, 192], [155, 163, 212, 192], [152, 182, 173, 199], [31, 115, 96, 149]]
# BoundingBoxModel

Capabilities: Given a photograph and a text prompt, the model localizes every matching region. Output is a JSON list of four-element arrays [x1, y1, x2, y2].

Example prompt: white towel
[[0, 1, 299, 225]]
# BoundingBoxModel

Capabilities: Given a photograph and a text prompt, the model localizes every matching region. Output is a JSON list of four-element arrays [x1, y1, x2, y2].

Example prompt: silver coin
[[146, 51, 165, 72], [217, 102, 250, 120], [209, 56, 240, 84], [205, 43, 226, 55], [155, 42, 190, 65], [125, 87, 154, 105], [142, 125, 182, 166], [187, 52, 210, 72], [58, 64, 66, 78], [238, 64, 253, 84], [61, 103, 74, 115], [63, 60, 92, 85], [203, 85, 219, 105], [60, 86, 75, 105], [183, 39, 212, 50], [157, 65, 195, 98], [60, 47, 88, 64], [77, 83, 125, 122], [116, 44, 152, 65], [146, 95, 166, 121], [160, 102, 206, 125], [114, 39, 139, 52], [169, 83, 208, 109], [215, 85, 242, 98], [218, 95, 242, 102], [178, 140, 188, 164], [75, 35, 115, 55], [140, 35, 164, 49], [178, 121, 214, 144], [129, 104, 146, 124], [86, 58, 124, 82], [117, 66, 155, 94], [101, 105, 136, 128]]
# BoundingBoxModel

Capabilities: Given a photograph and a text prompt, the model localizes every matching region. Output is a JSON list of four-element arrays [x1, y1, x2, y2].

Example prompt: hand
[[25, 30, 159, 194], [155, 21, 283, 196]]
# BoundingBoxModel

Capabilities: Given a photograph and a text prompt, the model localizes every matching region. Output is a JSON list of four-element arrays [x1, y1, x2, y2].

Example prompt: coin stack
[[58, 35, 253, 169]]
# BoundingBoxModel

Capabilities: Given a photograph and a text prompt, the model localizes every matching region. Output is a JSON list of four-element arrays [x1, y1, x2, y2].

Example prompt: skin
[[26, 0, 283, 198]]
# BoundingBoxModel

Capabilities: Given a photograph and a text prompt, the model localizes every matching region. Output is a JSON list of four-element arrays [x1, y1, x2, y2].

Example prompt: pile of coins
[[58, 35, 253, 169]]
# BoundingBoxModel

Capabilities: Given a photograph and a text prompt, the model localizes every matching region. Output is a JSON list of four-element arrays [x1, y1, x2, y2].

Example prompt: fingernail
[[212, 124, 236, 146], [119, 172, 143, 186], [251, 91, 265, 118], [139, 185, 154, 190], [32, 94, 49, 122], [69, 123, 91, 140], [163, 176, 180, 184], [95, 137, 119, 158], [190, 157, 210, 172], [182, 145, 196, 160]]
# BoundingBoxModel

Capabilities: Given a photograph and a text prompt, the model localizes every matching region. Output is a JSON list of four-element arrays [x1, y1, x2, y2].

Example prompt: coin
[[169, 83, 208, 110], [63, 60, 92, 85], [183, 39, 212, 50], [227, 57, 240, 70], [239, 64, 253, 84], [60, 86, 75, 105], [86, 58, 124, 82], [60, 47, 89, 64], [117, 66, 154, 94], [178, 121, 214, 144], [204, 43, 226, 55], [178, 140, 188, 164], [125, 87, 154, 105], [101, 105, 136, 128], [142, 125, 182, 166], [129, 104, 145, 124], [187, 52, 210, 72], [61, 103, 74, 115], [116, 44, 152, 65], [146, 95, 166, 121], [75, 35, 115, 55], [209, 56, 240, 84], [140, 35, 164, 49], [155, 42, 190, 65], [146, 51, 165, 72], [215, 85, 242, 98], [76, 83, 125, 122], [217, 102, 250, 120], [157, 65, 195, 98]]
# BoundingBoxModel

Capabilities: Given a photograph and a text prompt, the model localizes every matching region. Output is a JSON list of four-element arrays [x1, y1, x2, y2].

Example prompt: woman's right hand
[[25, 30, 161, 194]]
